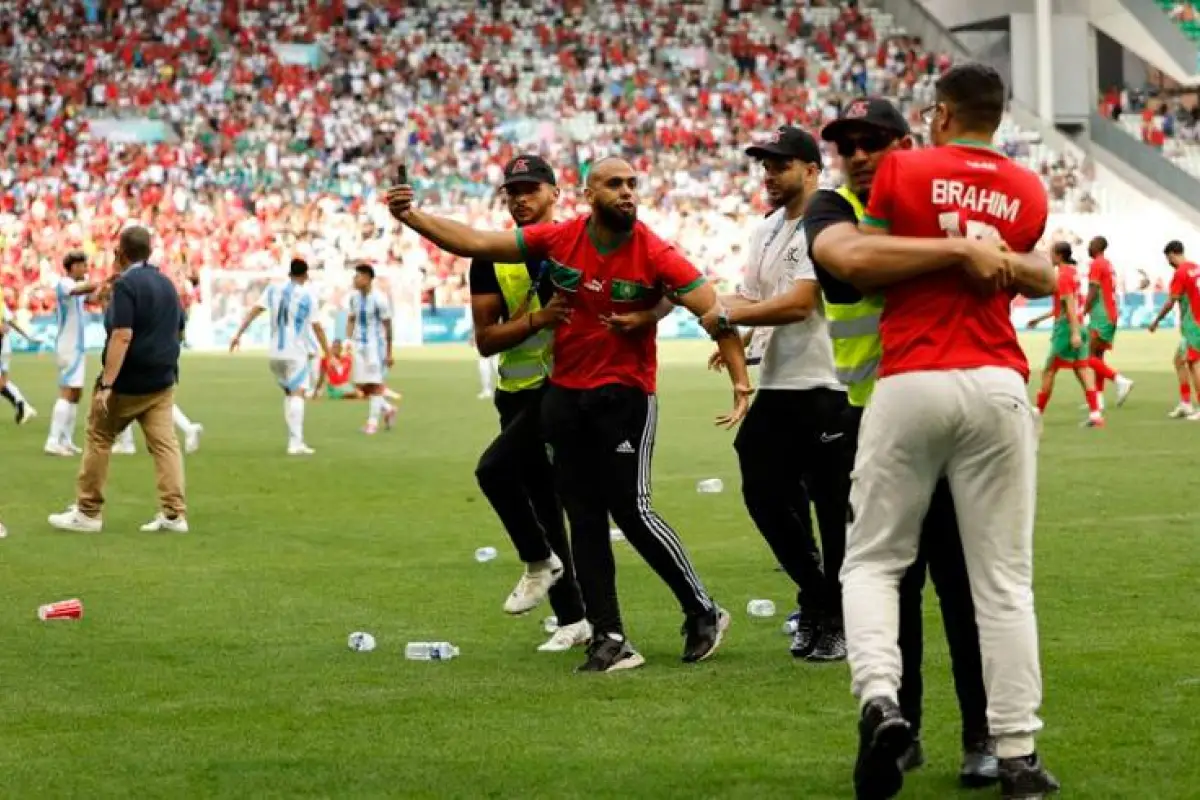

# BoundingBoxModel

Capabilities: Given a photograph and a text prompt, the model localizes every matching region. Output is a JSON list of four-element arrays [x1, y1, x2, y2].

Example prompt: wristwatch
[[716, 308, 735, 333], [98, 382, 113, 391]]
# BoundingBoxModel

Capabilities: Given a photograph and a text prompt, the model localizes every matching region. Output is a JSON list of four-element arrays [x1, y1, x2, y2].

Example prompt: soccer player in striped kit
[[229, 258, 331, 454], [45, 251, 102, 456], [346, 264, 397, 435]]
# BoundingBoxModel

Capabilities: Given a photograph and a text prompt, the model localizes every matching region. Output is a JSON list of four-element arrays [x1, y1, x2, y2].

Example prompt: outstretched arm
[[811, 222, 972, 292], [387, 186, 523, 261]]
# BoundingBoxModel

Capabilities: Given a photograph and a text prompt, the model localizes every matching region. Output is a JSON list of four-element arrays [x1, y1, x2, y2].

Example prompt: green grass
[[0, 333, 1197, 799]]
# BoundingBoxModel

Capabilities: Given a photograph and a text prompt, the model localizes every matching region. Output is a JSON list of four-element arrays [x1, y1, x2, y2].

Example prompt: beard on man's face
[[594, 200, 636, 232]]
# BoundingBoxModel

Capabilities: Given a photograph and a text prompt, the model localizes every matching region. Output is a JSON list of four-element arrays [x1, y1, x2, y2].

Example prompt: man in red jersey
[[1025, 242, 1104, 429], [838, 64, 1060, 800], [312, 340, 360, 400], [1083, 237, 1134, 408], [1148, 240, 1200, 420], [386, 157, 752, 673]]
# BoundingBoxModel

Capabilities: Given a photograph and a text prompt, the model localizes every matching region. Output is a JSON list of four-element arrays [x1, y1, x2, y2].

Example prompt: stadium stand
[[0, 0, 1140, 321]]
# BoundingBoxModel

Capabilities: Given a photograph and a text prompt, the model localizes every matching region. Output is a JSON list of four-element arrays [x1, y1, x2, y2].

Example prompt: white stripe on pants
[[840, 366, 1044, 744]]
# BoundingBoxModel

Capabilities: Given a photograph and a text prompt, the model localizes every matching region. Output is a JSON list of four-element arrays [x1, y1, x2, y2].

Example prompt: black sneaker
[[575, 633, 645, 673], [806, 625, 847, 662], [789, 610, 820, 658], [960, 738, 999, 788], [898, 739, 925, 773], [854, 697, 912, 800], [681, 606, 730, 663], [15, 400, 29, 425], [998, 753, 1059, 799]]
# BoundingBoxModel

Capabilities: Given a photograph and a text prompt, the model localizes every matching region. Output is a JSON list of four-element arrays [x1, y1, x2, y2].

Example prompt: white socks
[[5, 381, 26, 405], [172, 404, 193, 433], [478, 356, 496, 395], [285, 395, 306, 445], [47, 399, 77, 446], [368, 394, 384, 424]]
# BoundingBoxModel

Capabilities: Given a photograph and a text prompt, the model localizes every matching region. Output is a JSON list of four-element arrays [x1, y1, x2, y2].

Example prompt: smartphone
[[396, 164, 407, 185]]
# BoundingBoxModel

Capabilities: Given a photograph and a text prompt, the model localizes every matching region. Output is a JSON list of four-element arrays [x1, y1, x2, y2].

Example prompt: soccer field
[[0, 334, 1197, 798]]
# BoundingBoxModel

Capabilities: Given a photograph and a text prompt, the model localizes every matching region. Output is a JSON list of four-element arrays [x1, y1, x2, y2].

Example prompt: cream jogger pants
[[840, 366, 1044, 744]]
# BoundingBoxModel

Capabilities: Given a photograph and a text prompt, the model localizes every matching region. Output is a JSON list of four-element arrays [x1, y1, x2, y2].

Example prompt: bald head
[[588, 156, 635, 186], [119, 226, 152, 264]]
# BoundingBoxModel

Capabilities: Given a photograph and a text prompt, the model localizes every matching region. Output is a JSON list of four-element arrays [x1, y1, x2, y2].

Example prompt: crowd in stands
[[0, 0, 1129, 321]]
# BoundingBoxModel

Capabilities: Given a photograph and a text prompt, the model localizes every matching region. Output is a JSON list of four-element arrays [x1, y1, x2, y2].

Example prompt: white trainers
[[1188, 411, 1200, 422], [48, 506, 102, 533], [287, 442, 315, 456], [538, 619, 592, 652], [503, 554, 565, 615], [185, 424, 203, 454], [44, 443, 73, 457], [1169, 403, 1194, 419], [1114, 377, 1134, 406], [140, 514, 188, 533]]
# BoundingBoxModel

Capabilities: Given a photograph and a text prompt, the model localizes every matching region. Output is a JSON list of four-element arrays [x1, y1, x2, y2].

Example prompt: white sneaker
[[1114, 377, 1134, 406], [185, 424, 203, 454], [538, 619, 592, 652], [63, 441, 82, 455], [113, 442, 136, 455], [48, 506, 102, 533], [140, 514, 188, 533], [44, 443, 73, 457], [477, 391, 493, 400], [16, 402, 36, 425], [503, 554, 564, 615], [1169, 403, 1193, 419], [287, 442, 315, 456], [1188, 411, 1200, 422]]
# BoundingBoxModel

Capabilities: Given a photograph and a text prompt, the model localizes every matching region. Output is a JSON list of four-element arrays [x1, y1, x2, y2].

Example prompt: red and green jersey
[[1169, 261, 1200, 343], [1051, 264, 1087, 347], [863, 141, 1048, 381], [516, 215, 705, 393], [322, 354, 352, 387], [1087, 255, 1118, 325]]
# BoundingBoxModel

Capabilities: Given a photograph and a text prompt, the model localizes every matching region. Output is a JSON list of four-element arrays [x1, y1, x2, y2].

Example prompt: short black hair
[[355, 263, 375, 280], [63, 251, 87, 270], [289, 258, 309, 277], [1089, 236, 1108, 253], [935, 63, 1006, 133], [1165, 240, 1185, 255]]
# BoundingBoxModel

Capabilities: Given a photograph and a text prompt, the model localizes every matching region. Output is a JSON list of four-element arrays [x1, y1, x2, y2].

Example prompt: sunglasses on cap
[[833, 130, 898, 158]]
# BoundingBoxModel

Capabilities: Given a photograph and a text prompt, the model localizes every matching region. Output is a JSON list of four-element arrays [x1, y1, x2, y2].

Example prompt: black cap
[[745, 126, 823, 163], [1052, 241, 1076, 265], [502, 155, 556, 188], [820, 97, 911, 142]]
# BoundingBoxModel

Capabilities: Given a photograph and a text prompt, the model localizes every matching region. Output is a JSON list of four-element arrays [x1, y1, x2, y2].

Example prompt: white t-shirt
[[739, 208, 843, 392]]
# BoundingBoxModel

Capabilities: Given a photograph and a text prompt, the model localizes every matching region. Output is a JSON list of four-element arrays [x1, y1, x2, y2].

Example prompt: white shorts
[[269, 357, 311, 394], [352, 352, 386, 386], [0, 333, 10, 375], [57, 350, 86, 389]]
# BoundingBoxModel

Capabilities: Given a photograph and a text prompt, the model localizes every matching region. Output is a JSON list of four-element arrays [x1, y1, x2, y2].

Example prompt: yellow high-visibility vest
[[826, 185, 884, 407], [494, 263, 554, 392]]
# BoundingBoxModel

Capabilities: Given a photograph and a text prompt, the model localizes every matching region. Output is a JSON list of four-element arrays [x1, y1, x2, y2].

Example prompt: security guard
[[802, 99, 997, 793], [469, 155, 591, 653]]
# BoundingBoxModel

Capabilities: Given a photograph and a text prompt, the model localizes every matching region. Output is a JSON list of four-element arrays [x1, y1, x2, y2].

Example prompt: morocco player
[[1083, 237, 1133, 407], [1026, 242, 1103, 428], [840, 64, 1059, 798], [313, 340, 360, 399], [1148, 240, 1200, 419]]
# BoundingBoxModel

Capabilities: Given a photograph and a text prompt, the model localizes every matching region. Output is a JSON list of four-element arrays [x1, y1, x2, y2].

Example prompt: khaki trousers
[[76, 387, 186, 519]]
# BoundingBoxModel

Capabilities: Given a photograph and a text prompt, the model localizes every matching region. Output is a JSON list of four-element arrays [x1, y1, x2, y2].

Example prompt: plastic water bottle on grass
[[746, 599, 776, 617], [696, 478, 724, 493], [405, 642, 460, 661]]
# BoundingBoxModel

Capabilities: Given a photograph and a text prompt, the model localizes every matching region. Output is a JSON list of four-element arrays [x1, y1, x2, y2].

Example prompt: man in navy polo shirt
[[49, 226, 190, 534]]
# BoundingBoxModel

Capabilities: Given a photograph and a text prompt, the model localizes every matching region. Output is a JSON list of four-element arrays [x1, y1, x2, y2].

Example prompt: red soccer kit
[[863, 142, 1049, 381], [516, 215, 705, 393], [1088, 256, 1118, 325], [322, 354, 352, 387], [1170, 261, 1200, 363]]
